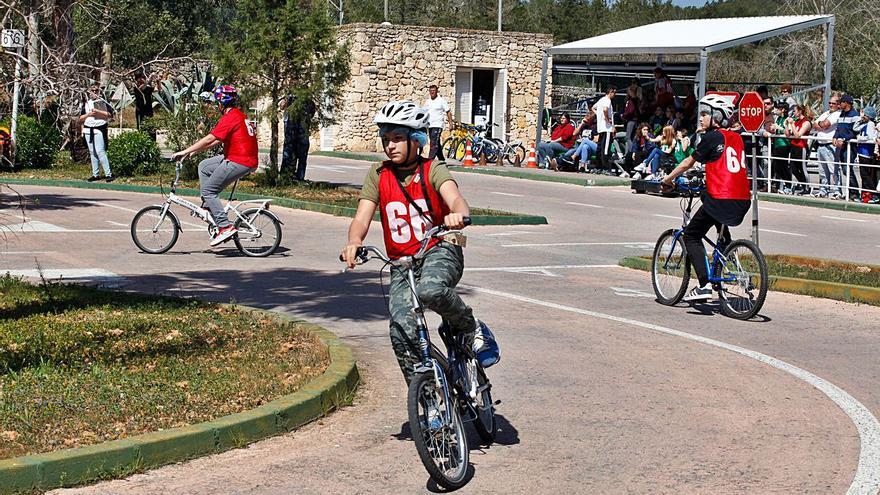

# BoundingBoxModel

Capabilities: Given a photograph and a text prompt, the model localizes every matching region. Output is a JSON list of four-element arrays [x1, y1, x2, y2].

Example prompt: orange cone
[[525, 143, 538, 168], [463, 140, 475, 167]]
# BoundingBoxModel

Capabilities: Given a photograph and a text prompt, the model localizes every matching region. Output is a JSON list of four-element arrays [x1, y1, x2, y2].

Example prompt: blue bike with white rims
[[651, 173, 768, 319]]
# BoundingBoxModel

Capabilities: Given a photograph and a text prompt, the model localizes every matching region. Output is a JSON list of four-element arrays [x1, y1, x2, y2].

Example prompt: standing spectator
[[654, 68, 675, 111], [80, 84, 114, 182], [769, 100, 792, 193], [622, 85, 640, 153], [813, 95, 842, 198], [538, 113, 575, 170], [133, 73, 156, 140], [280, 95, 317, 182], [784, 104, 813, 195], [592, 85, 616, 171], [423, 84, 453, 161], [279, 95, 296, 178], [855, 106, 879, 203], [779, 84, 798, 109], [834, 94, 860, 200]]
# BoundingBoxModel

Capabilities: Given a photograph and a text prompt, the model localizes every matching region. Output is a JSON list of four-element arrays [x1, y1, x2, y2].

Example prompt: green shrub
[[0, 115, 62, 169], [147, 104, 220, 179], [107, 131, 162, 176]]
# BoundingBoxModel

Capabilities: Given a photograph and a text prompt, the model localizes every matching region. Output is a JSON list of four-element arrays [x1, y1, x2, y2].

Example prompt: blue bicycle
[[651, 174, 768, 319]]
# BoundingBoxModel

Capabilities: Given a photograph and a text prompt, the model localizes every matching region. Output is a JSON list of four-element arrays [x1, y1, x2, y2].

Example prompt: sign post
[[738, 92, 765, 248], [2, 29, 25, 149]]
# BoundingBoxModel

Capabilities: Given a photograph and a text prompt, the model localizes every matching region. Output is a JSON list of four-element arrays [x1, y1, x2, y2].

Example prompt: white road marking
[[566, 202, 604, 208], [467, 264, 618, 272], [90, 201, 138, 213], [0, 251, 55, 255], [503, 242, 653, 248], [309, 165, 347, 173], [610, 286, 655, 297], [822, 215, 867, 223], [760, 228, 808, 237], [490, 192, 524, 197], [652, 214, 680, 220], [5, 221, 67, 232], [484, 231, 536, 237], [3, 268, 120, 279], [462, 284, 880, 495], [107, 221, 128, 227], [759, 206, 786, 212]]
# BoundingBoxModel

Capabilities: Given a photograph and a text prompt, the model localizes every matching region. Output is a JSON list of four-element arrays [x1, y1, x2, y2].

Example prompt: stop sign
[[739, 92, 765, 133]]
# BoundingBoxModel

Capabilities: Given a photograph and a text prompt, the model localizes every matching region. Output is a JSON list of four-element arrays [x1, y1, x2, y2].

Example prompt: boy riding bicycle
[[172, 85, 258, 246], [341, 100, 488, 384], [661, 94, 751, 302]]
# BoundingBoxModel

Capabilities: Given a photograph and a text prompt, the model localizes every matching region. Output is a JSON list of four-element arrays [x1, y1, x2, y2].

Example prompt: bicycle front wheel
[[408, 371, 469, 490], [131, 205, 179, 254], [233, 208, 282, 257], [651, 229, 690, 305], [454, 140, 467, 161], [441, 137, 458, 160], [507, 144, 526, 165], [716, 239, 768, 320]]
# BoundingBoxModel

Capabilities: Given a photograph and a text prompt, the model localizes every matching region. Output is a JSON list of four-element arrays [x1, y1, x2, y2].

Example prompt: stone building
[[318, 23, 553, 152]]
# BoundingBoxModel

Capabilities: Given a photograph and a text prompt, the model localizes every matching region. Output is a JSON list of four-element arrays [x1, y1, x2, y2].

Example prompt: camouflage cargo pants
[[388, 241, 476, 384]]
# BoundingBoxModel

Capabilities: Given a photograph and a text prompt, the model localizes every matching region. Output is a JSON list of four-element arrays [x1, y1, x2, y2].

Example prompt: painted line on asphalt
[[490, 192, 524, 197], [6, 220, 67, 232], [502, 242, 653, 248], [758, 206, 786, 212], [92, 201, 204, 228], [652, 214, 680, 220], [466, 264, 619, 272], [484, 231, 537, 237], [0, 251, 55, 255], [822, 215, 867, 223], [107, 220, 128, 227], [760, 228, 808, 237], [3, 268, 120, 279], [566, 202, 604, 208], [462, 284, 880, 495]]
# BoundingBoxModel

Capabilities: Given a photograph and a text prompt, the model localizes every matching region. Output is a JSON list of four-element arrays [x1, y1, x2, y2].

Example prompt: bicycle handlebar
[[339, 217, 472, 265]]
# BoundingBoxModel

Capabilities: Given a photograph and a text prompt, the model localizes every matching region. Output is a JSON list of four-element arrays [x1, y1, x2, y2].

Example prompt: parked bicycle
[[130, 159, 283, 256], [340, 218, 498, 489], [651, 173, 768, 319], [489, 124, 527, 165]]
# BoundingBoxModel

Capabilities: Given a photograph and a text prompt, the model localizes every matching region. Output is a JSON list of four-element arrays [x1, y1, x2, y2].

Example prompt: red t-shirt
[[378, 160, 450, 259], [211, 108, 258, 168], [790, 118, 809, 148], [701, 129, 750, 201], [551, 123, 576, 149]]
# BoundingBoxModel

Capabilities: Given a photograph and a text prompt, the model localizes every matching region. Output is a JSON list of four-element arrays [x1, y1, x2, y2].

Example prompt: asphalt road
[[1, 156, 876, 494]]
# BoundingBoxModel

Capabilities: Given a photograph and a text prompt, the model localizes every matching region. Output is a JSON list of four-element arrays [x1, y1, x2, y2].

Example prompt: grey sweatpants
[[388, 242, 476, 384], [198, 155, 252, 227]]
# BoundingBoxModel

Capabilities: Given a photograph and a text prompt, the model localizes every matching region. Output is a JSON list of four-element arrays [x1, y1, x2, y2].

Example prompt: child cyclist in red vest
[[341, 100, 487, 383], [661, 94, 751, 302]]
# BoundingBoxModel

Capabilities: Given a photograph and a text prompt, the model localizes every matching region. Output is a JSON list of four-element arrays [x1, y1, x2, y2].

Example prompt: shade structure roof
[[548, 15, 833, 56]]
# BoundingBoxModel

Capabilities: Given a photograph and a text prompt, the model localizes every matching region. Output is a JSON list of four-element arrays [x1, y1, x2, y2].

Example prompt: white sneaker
[[634, 162, 647, 173], [683, 284, 713, 301], [210, 226, 238, 246], [632, 172, 642, 180], [619, 170, 630, 178]]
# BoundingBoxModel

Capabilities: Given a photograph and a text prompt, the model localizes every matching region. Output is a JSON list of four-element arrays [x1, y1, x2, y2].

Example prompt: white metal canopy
[[548, 15, 833, 56]]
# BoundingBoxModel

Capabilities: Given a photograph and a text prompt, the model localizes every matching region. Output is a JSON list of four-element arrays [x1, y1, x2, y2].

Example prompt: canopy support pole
[[536, 50, 549, 147], [823, 18, 834, 107], [697, 49, 708, 99]]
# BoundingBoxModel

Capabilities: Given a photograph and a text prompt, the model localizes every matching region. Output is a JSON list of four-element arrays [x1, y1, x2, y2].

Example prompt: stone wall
[[328, 23, 553, 152]]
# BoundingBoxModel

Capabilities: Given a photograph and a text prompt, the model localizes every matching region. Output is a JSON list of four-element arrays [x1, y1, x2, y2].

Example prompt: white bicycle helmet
[[374, 100, 430, 130], [699, 94, 736, 128]]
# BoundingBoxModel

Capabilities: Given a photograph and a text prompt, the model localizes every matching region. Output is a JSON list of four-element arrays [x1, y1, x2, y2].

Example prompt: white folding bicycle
[[130, 159, 283, 257]]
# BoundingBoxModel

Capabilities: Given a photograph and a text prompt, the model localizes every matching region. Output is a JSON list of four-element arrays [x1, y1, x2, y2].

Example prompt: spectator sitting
[[621, 123, 655, 178], [557, 113, 599, 172], [855, 106, 879, 204], [650, 106, 665, 135], [634, 125, 676, 179], [665, 106, 680, 131], [538, 112, 575, 170], [673, 128, 694, 165]]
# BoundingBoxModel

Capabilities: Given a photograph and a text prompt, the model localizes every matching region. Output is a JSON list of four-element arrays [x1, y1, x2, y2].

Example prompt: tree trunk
[[26, 8, 39, 78], [99, 5, 111, 86], [52, 0, 75, 63]]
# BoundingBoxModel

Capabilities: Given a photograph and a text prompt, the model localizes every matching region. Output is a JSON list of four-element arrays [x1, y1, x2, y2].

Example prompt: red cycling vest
[[378, 160, 450, 259], [706, 129, 750, 201]]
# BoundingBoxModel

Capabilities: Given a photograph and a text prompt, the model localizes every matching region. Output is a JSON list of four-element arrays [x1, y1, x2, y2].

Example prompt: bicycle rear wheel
[[716, 239, 768, 320], [233, 208, 282, 257], [408, 371, 469, 490], [442, 137, 458, 160], [507, 144, 526, 165], [471, 363, 496, 444], [131, 205, 179, 254], [454, 140, 467, 161], [651, 229, 690, 305]]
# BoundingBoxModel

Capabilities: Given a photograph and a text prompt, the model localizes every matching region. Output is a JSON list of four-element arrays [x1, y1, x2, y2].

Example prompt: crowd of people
[[539, 74, 880, 205]]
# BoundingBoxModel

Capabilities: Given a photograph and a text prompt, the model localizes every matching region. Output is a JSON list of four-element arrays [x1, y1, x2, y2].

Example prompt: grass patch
[[1, 158, 516, 217], [622, 254, 880, 288], [0, 275, 328, 459]]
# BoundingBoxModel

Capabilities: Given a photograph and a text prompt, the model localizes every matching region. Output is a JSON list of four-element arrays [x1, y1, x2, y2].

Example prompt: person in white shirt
[[79, 84, 114, 182], [423, 85, 453, 160], [591, 85, 616, 171], [812, 96, 841, 198]]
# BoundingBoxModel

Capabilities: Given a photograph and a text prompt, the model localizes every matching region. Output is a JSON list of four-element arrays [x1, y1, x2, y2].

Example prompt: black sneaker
[[105, 176, 115, 182], [683, 284, 713, 302], [86, 176, 100, 182]]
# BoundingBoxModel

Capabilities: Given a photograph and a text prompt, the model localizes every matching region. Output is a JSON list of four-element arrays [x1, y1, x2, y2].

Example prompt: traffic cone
[[496, 152, 504, 167], [525, 143, 538, 168], [462, 140, 475, 167]]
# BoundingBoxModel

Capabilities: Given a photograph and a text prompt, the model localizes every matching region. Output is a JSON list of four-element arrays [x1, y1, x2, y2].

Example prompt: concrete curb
[[618, 256, 880, 306], [757, 192, 880, 215], [447, 166, 630, 187], [0, 178, 547, 226], [0, 310, 359, 493]]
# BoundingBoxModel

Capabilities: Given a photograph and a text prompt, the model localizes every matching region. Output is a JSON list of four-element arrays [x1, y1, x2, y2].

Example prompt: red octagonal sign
[[739, 92, 765, 133]]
